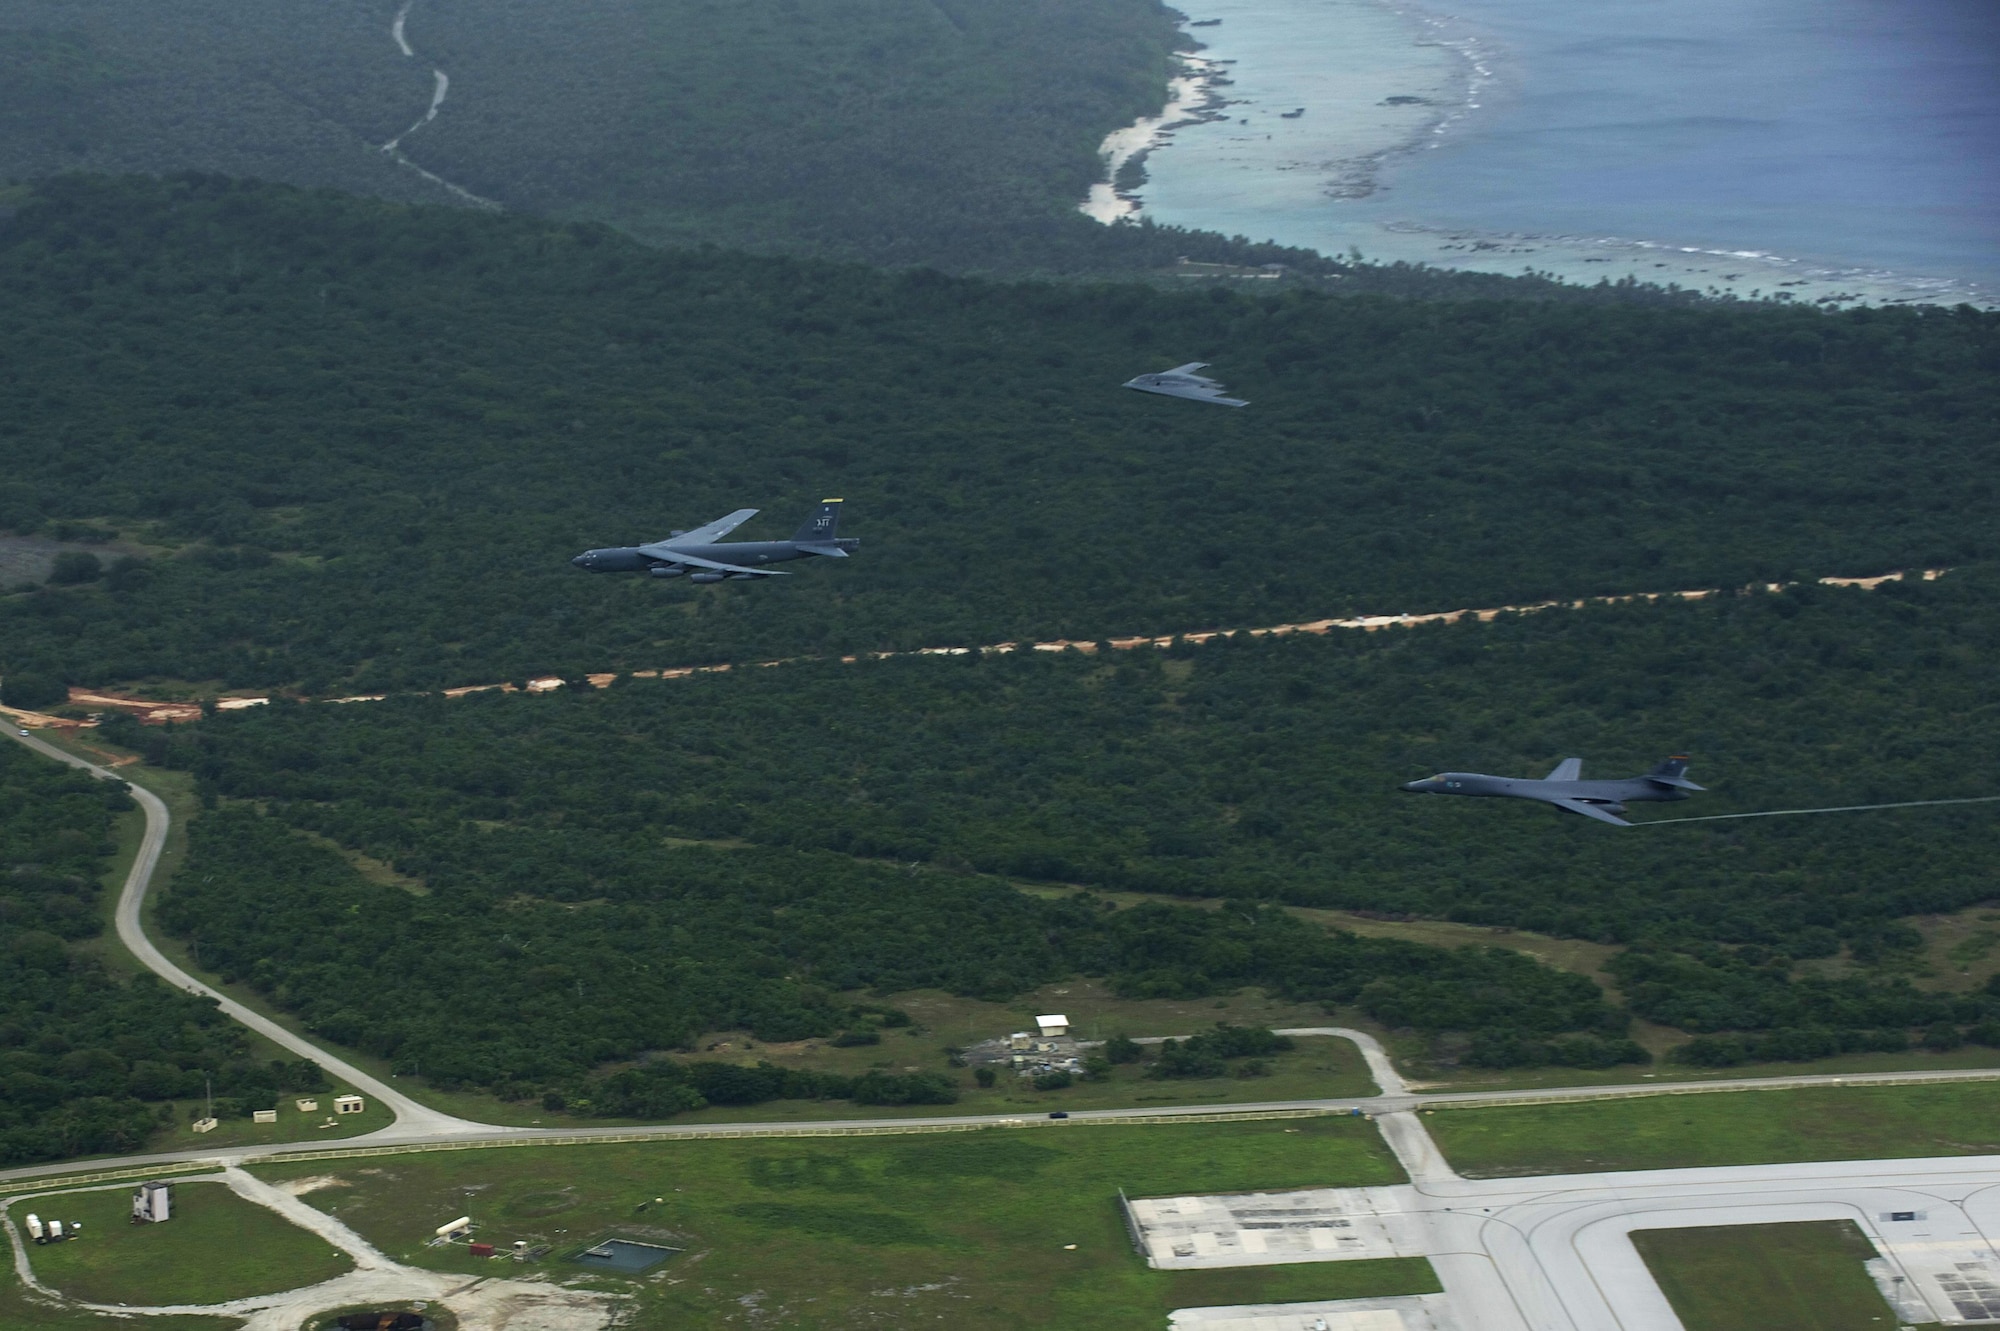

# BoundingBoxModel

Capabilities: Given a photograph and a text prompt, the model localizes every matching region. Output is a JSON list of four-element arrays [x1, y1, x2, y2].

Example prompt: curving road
[[7, 730, 495, 1142]]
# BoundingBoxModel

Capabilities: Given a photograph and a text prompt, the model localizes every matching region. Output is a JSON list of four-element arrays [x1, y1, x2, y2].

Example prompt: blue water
[[1134, 0, 2000, 303]]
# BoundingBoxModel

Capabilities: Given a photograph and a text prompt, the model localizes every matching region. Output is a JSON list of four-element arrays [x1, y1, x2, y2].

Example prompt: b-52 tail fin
[[793, 499, 844, 544], [1646, 755, 1705, 791]]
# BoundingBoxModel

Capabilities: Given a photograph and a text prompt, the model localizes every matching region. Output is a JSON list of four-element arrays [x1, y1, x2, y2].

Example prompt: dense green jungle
[[0, 740, 328, 1166], [2, 176, 1994, 701], [0, 0, 1381, 278], [104, 569, 2000, 1103]]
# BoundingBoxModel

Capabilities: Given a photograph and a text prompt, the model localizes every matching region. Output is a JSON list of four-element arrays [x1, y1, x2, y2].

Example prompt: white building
[[1036, 1014, 1070, 1038], [132, 1181, 173, 1223]]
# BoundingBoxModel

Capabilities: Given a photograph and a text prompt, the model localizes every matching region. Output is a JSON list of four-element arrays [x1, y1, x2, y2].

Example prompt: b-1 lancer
[[1399, 756, 1704, 826], [1122, 362, 1248, 407], [571, 500, 857, 583]]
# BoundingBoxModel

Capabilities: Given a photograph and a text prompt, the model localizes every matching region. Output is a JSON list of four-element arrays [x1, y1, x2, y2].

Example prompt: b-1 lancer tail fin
[[1646, 755, 1704, 791]]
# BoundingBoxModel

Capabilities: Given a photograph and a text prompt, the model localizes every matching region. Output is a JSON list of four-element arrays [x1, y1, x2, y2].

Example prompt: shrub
[[0, 672, 66, 709], [48, 551, 102, 584]]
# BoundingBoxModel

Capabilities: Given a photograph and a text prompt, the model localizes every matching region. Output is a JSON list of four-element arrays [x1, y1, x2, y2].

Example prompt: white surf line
[[1081, 54, 1222, 223], [379, 0, 502, 210], [1640, 794, 2000, 826]]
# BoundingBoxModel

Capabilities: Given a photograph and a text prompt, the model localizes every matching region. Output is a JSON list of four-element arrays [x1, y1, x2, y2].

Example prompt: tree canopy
[[0, 741, 321, 1165], [2, 176, 1992, 698]]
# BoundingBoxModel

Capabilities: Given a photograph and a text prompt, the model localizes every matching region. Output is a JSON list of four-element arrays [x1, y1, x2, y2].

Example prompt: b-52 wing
[[658, 508, 759, 546], [632, 546, 789, 577], [1545, 798, 1631, 827]]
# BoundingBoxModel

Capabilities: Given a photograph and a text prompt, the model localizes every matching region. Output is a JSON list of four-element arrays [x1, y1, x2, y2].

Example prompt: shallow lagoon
[[1123, 0, 1999, 304]]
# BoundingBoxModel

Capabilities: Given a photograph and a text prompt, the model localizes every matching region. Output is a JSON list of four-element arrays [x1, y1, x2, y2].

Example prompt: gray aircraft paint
[[1122, 362, 1249, 407], [1399, 756, 1703, 826], [572, 500, 857, 583]]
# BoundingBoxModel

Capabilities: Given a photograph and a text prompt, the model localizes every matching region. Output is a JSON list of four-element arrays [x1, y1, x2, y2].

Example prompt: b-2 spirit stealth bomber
[[571, 500, 856, 583], [1399, 756, 1705, 826], [1122, 362, 1249, 407]]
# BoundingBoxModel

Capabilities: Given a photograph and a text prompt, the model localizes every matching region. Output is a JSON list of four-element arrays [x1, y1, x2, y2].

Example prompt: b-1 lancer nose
[[571, 553, 589, 568], [1399, 779, 1432, 792]]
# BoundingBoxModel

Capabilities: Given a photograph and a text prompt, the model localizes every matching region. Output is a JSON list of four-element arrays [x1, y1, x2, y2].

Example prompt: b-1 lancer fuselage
[[1399, 757, 1704, 826]]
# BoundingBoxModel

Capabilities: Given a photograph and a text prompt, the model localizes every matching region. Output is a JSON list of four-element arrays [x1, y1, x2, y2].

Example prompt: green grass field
[[1632, 1222, 1905, 1330], [253, 1118, 1429, 1329], [18, 1180, 351, 1306], [1426, 1082, 2000, 1177]]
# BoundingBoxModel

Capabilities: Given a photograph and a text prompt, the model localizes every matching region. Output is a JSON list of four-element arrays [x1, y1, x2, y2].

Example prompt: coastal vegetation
[[2, 176, 1994, 700], [0, 0, 1320, 278]]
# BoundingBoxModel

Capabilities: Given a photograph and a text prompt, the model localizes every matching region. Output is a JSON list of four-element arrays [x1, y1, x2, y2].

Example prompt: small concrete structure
[[295, 1098, 320, 1113], [1127, 1188, 1421, 1269], [253, 1109, 278, 1123], [1009, 1031, 1033, 1050], [1036, 1014, 1070, 1037], [191, 1116, 219, 1134], [334, 1094, 365, 1115]]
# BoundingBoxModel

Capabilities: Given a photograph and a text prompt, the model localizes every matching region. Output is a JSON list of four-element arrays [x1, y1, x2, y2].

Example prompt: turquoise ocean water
[[1125, 0, 1998, 304]]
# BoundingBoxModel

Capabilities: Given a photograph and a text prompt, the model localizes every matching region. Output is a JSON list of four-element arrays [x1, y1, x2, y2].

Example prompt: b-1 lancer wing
[[1399, 756, 1705, 827], [1122, 362, 1249, 407], [571, 500, 858, 584]]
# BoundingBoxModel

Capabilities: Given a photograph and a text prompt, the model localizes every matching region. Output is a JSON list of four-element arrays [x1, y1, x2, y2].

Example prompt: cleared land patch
[[1426, 1082, 2000, 1177], [17, 1180, 351, 1306], [1632, 1221, 1901, 1331], [253, 1119, 1426, 1329]]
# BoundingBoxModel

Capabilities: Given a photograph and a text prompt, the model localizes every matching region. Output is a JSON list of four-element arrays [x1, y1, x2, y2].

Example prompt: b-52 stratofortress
[[570, 500, 856, 583], [1399, 756, 1704, 826], [1122, 362, 1249, 407]]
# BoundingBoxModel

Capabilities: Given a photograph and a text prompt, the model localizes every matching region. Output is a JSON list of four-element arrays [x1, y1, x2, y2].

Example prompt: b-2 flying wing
[[1399, 756, 1705, 827], [1122, 362, 1249, 407]]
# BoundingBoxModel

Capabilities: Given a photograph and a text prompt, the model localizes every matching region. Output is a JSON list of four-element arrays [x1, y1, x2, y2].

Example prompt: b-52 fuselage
[[571, 500, 857, 583], [1399, 756, 1704, 826]]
